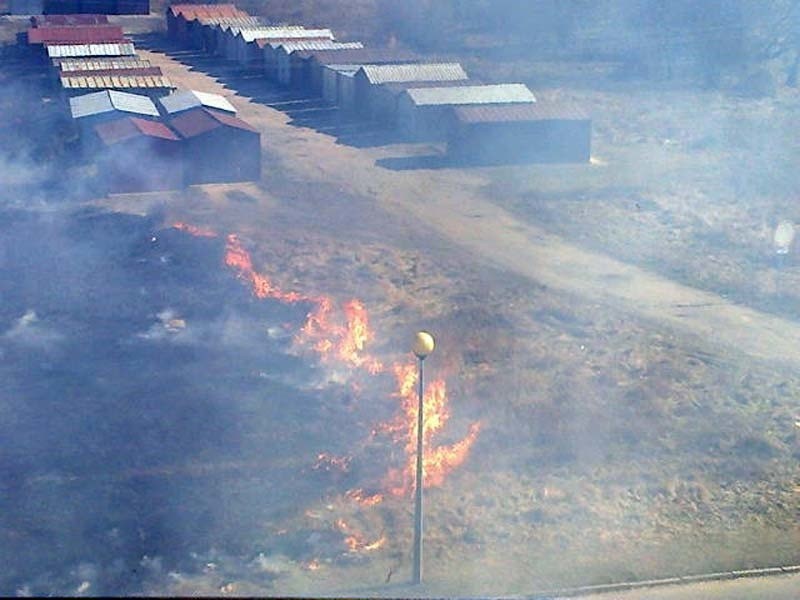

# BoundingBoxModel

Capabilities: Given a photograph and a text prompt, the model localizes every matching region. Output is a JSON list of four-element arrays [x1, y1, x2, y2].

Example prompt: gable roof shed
[[358, 63, 467, 85], [69, 89, 160, 119], [158, 90, 236, 115], [47, 42, 136, 59], [403, 83, 536, 106]]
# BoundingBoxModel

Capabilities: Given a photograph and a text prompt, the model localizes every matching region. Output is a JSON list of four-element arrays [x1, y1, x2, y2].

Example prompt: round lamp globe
[[413, 331, 435, 360]]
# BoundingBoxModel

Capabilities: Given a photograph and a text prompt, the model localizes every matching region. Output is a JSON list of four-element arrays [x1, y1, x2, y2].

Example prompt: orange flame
[[172, 222, 218, 238], [335, 519, 386, 553], [303, 559, 321, 571], [379, 363, 481, 496], [225, 234, 308, 303], [175, 223, 480, 502], [219, 235, 382, 371], [345, 488, 384, 507]]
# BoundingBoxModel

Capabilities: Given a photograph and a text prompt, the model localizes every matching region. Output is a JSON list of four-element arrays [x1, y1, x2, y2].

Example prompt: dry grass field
[[1, 16, 799, 597]]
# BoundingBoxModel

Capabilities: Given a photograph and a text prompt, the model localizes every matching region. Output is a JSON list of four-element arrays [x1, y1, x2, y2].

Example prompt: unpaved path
[[142, 47, 800, 371]]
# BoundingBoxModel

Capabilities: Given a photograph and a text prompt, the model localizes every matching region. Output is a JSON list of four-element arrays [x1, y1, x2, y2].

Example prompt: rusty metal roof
[[32, 15, 109, 26], [94, 117, 180, 144], [28, 26, 125, 45], [404, 84, 536, 106], [47, 43, 136, 58], [169, 4, 247, 20], [169, 108, 258, 138], [359, 63, 467, 85], [58, 58, 152, 72], [453, 101, 590, 124], [159, 90, 236, 115], [300, 48, 420, 65], [69, 90, 160, 119], [61, 74, 174, 90]]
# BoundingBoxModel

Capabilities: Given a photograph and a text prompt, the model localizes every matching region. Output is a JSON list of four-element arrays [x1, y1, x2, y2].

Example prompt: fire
[[218, 233, 383, 371], [172, 222, 217, 238], [335, 519, 386, 553], [296, 297, 383, 371], [224, 234, 308, 303], [379, 363, 481, 496], [303, 559, 321, 571], [345, 488, 384, 507], [172, 222, 481, 509]]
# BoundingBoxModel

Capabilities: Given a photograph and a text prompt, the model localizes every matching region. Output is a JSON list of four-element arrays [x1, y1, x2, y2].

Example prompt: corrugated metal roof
[[453, 101, 590, 124], [159, 90, 236, 115], [226, 25, 302, 36], [61, 66, 162, 78], [69, 90, 160, 119], [169, 4, 247, 20], [47, 43, 136, 58], [404, 84, 536, 106], [277, 40, 363, 54], [58, 58, 152, 72], [218, 19, 269, 33], [33, 15, 109, 26], [61, 74, 174, 90], [300, 48, 420, 65], [169, 108, 258, 138], [359, 63, 467, 85], [95, 117, 180, 144], [28, 26, 125, 44], [382, 79, 478, 96], [199, 15, 263, 27], [239, 27, 331, 43]]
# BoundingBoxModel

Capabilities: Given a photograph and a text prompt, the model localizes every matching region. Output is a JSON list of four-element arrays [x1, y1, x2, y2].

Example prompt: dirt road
[[140, 46, 800, 372]]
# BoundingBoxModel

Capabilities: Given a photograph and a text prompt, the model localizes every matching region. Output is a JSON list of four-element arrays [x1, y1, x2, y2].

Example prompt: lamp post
[[412, 330, 435, 586]]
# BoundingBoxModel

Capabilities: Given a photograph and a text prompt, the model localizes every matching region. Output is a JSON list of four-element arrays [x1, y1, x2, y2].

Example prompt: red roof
[[45, 38, 133, 47], [28, 25, 125, 45], [169, 108, 258, 138], [61, 66, 163, 78], [453, 101, 590, 124], [168, 4, 248, 21], [95, 117, 180, 145], [32, 15, 109, 26]]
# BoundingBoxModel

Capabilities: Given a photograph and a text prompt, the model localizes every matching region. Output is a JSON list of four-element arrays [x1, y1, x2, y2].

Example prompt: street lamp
[[412, 330, 435, 585]]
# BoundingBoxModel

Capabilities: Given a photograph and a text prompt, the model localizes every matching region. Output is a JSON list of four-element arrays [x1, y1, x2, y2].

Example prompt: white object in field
[[773, 220, 795, 255]]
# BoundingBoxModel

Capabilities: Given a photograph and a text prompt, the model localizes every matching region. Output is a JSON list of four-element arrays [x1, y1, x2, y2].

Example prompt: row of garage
[[22, 14, 262, 193], [166, 3, 591, 163]]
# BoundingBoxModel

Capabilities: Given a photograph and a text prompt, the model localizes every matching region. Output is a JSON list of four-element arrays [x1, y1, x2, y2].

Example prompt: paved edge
[[518, 564, 800, 598]]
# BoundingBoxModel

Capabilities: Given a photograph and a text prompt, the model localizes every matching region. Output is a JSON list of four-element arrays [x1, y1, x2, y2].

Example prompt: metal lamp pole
[[412, 331, 435, 586]]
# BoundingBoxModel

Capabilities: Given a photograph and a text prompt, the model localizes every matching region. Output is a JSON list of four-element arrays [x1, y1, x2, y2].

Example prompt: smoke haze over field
[[2, 2, 800, 597]]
